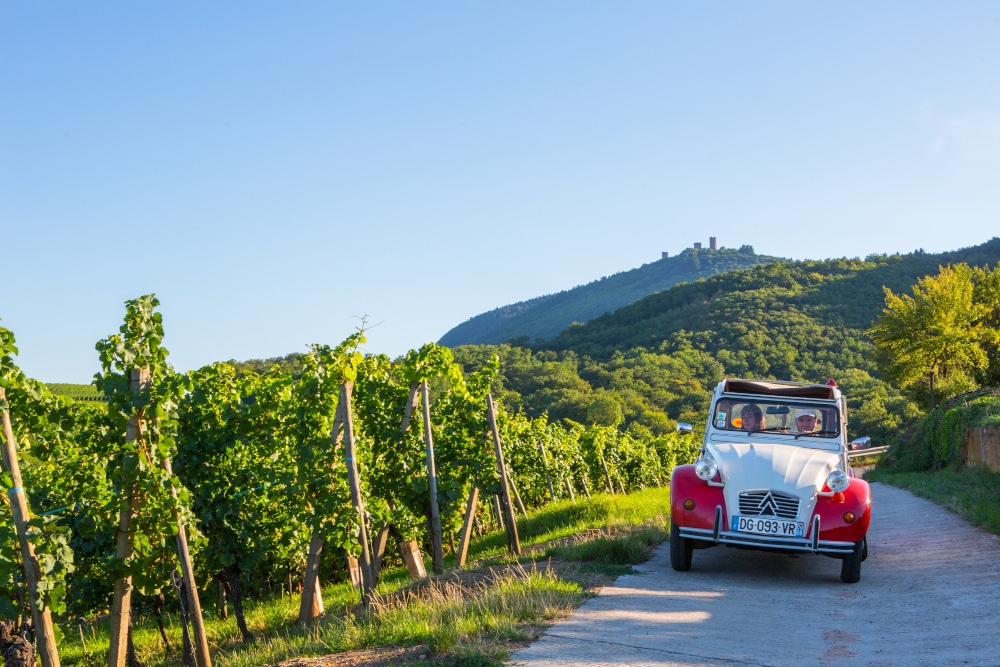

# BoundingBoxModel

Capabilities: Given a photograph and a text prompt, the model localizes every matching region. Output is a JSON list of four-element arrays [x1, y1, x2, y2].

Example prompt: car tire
[[861, 535, 868, 562], [840, 537, 864, 584], [670, 520, 693, 571]]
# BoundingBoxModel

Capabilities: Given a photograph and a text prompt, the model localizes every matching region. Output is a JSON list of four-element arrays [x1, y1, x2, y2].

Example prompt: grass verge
[[867, 464, 1000, 536], [56, 488, 671, 667]]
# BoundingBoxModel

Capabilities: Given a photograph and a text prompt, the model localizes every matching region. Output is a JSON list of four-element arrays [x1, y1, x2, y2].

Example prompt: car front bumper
[[678, 523, 856, 555]]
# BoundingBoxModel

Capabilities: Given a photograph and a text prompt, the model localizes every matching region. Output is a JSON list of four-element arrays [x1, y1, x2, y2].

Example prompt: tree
[[972, 263, 1000, 388], [586, 393, 623, 427], [868, 264, 995, 409]]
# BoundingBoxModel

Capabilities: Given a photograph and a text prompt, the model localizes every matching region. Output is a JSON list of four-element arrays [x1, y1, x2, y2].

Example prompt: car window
[[713, 398, 840, 438]]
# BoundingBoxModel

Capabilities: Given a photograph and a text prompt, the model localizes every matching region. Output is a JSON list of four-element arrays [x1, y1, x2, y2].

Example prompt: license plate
[[731, 515, 804, 537]]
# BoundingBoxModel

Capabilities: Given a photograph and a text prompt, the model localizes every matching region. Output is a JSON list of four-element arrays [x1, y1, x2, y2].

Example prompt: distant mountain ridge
[[540, 238, 1000, 365], [439, 246, 778, 346]]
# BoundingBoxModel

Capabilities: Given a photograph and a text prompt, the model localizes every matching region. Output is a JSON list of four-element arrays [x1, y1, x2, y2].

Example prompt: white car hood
[[707, 441, 842, 520]]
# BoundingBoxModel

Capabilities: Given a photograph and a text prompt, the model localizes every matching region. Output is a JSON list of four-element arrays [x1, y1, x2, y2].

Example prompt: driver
[[741, 403, 763, 432], [794, 408, 818, 433]]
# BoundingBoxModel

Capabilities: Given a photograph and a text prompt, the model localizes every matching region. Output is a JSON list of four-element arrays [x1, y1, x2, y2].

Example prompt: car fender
[[670, 464, 727, 531], [811, 477, 871, 543]]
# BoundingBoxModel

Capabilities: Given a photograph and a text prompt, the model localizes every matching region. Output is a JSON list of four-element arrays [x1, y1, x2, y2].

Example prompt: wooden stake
[[506, 470, 528, 517], [491, 493, 506, 530], [539, 443, 557, 502], [163, 456, 212, 667], [313, 576, 323, 617], [421, 380, 445, 574], [371, 523, 391, 587], [486, 395, 520, 554], [78, 622, 88, 659], [491, 494, 504, 532], [0, 388, 60, 667], [455, 486, 480, 568], [400, 383, 420, 433], [297, 533, 324, 625], [338, 382, 375, 601], [109, 367, 149, 667], [579, 472, 592, 498], [564, 477, 576, 502], [400, 540, 427, 578], [600, 455, 614, 494], [173, 570, 194, 667]]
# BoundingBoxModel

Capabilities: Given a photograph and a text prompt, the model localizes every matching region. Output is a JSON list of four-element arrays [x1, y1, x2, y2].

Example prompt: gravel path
[[508, 483, 1000, 667]]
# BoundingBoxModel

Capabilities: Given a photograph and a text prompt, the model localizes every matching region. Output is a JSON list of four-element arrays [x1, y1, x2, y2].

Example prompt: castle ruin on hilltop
[[663, 236, 717, 259]]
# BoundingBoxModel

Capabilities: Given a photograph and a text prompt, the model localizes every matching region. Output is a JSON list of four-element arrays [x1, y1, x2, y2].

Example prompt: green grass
[[55, 488, 671, 667], [457, 487, 671, 564], [867, 464, 1000, 535], [545, 524, 668, 565]]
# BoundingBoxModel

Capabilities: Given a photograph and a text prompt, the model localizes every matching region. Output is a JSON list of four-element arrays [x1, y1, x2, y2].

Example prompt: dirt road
[[508, 483, 1000, 667]]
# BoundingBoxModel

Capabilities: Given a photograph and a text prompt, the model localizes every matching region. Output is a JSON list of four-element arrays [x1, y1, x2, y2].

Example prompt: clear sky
[[3, 2, 999, 383]]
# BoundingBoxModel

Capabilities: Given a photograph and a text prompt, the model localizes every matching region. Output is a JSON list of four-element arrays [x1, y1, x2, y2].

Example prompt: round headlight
[[827, 469, 850, 493], [695, 456, 718, 481]]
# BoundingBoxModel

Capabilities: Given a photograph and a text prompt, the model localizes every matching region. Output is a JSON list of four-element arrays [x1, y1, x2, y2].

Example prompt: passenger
[[794, 408, 818, 433], [741, 404, 763, 432]]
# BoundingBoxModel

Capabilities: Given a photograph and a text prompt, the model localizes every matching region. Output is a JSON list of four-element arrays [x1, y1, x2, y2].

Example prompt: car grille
[[738, 490, 800, 520]]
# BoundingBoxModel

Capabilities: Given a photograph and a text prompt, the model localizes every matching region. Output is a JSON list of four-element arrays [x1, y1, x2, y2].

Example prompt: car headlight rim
[[827, 469, 850, 493], [695, 456, 719, 481]]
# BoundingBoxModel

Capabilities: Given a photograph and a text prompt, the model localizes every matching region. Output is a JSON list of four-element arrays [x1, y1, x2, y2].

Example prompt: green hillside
[[543, 239, 1000, 371], [46, 383, 106, 402], [452, 238, 1000, 446], [439, 245, 777, 346]]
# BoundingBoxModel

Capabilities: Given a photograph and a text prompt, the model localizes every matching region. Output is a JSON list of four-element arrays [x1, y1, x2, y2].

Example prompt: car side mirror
[[676, 422, 693, 435], [849, 436, 871, 451]]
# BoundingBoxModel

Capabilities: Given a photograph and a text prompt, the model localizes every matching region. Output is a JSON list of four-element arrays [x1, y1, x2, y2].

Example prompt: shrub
[[883, 391, 1000, 471]]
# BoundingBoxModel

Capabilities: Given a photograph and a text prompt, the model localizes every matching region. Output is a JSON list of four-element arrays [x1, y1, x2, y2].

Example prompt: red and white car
[[670, 378, 871, 583]]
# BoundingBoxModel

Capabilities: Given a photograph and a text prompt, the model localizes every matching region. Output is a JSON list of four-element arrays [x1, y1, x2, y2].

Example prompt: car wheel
[[861, 536, 868, 562], [840, 537, 864, 584], [670, 519, 693, 571]]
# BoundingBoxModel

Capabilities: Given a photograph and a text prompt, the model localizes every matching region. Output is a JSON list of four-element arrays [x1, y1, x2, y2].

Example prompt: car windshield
[[712, 398, 840, 438]]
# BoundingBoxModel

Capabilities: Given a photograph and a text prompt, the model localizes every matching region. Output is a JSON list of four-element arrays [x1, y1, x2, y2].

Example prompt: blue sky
[[3, 2, 999, 382]]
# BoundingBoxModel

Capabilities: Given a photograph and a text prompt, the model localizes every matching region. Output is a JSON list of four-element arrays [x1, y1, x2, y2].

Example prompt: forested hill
[[541, 238, 1000, 375], [439, 245, 776, 346]]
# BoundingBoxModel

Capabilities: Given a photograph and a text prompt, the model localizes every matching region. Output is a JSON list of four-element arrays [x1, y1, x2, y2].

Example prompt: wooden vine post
[[491, 494, 505, 531], [297, 535, 325, 625], [506, 471, 528, 518], [162, 454, 212, 667], [0, 387, 61, 667], [486, 394, 520, 554], [455, 486, 480, 568], [397, 384, 429, 578], [337, 382, 375, 602], [539, 442, 557, 502], [108, 367, 148, 667], [420, 379, 445, 574], [600, 455, 614, 494]]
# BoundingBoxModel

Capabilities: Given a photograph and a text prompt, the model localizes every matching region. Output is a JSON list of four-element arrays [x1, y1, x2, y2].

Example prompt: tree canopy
[[869, 263, 1000, 408]]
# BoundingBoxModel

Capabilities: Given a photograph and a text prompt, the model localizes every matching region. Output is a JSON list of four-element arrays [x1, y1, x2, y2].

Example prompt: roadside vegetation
[[870, 392, 1000, 537], [867, 465, 1000, 536], [55, 489, 670, 667]]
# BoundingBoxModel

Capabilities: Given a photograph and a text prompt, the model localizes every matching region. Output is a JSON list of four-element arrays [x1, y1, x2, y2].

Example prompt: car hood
[[707, 442, 842, 518]]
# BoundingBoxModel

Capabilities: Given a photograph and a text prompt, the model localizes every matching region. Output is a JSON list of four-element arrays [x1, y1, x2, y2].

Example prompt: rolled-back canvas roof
[[722, 379, 837, 400]]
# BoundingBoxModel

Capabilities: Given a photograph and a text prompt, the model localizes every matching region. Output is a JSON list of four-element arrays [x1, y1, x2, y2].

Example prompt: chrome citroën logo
[[757, 492, 781, 516]]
